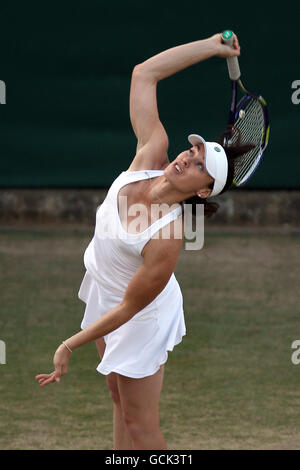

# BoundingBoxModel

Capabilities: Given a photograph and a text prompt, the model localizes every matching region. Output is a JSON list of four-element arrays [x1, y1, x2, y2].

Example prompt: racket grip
[[222, 30, 241, 81]]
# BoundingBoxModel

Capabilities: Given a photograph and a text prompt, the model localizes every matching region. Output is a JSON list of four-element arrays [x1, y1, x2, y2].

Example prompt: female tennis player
[[36, 33, 248, 450]]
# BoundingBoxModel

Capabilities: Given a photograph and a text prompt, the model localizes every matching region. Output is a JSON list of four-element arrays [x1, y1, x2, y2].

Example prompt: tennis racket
[[221, 30, 270, 186]]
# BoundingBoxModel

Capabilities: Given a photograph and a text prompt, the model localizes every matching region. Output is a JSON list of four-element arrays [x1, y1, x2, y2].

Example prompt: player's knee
[[122, 409, 159, 440], [106, 374, 120, 405]]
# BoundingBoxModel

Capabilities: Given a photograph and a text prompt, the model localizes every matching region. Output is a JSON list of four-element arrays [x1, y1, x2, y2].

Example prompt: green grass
[[0, 227, 300, 449]]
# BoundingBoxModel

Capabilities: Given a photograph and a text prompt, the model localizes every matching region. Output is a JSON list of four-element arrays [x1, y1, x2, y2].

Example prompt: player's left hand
[[35, 344, 71, 387]]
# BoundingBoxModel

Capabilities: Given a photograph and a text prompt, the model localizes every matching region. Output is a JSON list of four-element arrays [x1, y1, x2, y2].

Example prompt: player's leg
[[117, 365, 166, 450], [95, 338, 133, 449]]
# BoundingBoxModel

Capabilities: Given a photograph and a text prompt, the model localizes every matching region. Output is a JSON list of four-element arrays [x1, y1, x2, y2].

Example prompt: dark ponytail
[[181, 126, 256, 218], [218, 125, 256, 195]]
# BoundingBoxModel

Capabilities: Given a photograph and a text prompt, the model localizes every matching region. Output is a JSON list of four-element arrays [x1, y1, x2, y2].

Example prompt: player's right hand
[[211, 33, 241, 58]]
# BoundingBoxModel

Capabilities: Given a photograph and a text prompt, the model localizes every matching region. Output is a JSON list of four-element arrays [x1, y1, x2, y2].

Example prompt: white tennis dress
[[79, 170, 186, 378]]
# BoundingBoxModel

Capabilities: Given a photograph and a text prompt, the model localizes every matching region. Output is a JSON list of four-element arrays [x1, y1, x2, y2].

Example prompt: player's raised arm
[[128, 66, 170, 170], [135, 35, 239, 83], [128, 34, 240, 171]]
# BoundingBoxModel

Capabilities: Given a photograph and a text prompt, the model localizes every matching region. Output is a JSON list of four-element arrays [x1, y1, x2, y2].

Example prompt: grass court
[[0, 226, 299, 449]]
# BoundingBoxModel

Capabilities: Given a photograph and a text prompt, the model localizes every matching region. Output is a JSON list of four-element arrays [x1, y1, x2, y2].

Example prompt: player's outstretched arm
[[35, 223, 183, 387]]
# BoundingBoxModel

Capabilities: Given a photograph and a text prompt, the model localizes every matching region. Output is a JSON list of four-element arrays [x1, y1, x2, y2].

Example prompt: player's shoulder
[[127, 138, 170, 171], [141, 215, 184, 259]]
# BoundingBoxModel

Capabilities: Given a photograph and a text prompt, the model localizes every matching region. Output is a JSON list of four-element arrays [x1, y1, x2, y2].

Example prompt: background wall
[[0, 0, 299, 189]]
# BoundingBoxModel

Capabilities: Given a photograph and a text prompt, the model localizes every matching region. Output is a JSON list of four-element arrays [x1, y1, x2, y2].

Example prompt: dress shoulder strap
[[103, 169, 183, 254], [118, 170, 165, 185], [106, 170, 164, 199]]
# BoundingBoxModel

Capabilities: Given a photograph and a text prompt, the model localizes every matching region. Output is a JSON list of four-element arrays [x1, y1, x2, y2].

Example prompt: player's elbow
[[123, 275, 170, 316], [132, 63, 157, 83], [132, 63, 143, 74], [132, 64, 146, 78]]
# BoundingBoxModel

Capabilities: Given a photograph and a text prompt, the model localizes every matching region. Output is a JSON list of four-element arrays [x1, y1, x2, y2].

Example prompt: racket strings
[[231, 98, 265, 184]]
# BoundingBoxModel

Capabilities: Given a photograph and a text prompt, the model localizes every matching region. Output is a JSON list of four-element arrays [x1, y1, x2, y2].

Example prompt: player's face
[[165, 144, 214, 198]]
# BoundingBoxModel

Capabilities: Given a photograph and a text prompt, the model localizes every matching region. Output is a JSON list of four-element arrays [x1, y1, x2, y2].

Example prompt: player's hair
[[181, 126, 256, 218]]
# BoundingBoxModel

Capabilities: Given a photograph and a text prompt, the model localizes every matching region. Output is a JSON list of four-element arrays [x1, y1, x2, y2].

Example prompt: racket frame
[[222, 31, 270, 186]]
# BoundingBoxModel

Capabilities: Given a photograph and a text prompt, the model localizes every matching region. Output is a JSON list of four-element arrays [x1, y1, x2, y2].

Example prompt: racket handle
[[222, 30, 241, 81]]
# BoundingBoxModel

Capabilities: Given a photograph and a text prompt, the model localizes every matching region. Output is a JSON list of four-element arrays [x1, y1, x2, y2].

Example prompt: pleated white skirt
[[79, 271, 186, 378]]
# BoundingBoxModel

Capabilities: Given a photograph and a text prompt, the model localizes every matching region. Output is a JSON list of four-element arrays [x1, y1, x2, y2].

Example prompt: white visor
[[188, 134, 228, 197]]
